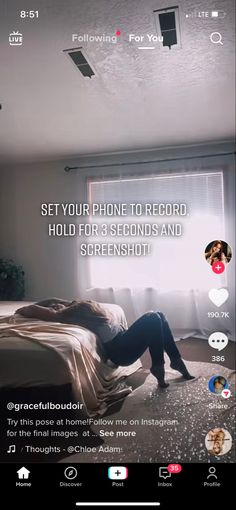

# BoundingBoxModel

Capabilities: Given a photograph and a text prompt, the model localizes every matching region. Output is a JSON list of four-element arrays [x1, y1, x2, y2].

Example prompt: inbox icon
[[108, 466, 128, 480], [159, 467, 171, 479]]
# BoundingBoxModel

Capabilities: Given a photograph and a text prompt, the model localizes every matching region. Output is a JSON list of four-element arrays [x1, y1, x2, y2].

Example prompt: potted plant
[[0, 258, 25, 300]]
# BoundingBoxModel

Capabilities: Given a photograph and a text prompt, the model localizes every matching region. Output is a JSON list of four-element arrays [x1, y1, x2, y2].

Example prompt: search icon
[[210, 32, 223, 45]]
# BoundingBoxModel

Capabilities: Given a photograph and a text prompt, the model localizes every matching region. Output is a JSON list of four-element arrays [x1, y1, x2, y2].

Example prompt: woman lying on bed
[[16, 299, 194, 388]]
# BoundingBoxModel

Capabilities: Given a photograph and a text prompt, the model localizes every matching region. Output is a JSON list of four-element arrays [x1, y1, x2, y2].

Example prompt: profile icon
[[204, 240, 232, 266], [207, 466, 218, 480], [208, 375, 228, 395], [205, 428, 232, 456]]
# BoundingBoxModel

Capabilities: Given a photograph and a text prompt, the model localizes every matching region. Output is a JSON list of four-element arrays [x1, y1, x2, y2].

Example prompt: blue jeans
[[103, 312, 181, 367]]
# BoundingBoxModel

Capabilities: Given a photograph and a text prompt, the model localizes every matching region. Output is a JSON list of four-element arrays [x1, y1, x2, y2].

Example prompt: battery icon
[[211, 11, 226, 18]]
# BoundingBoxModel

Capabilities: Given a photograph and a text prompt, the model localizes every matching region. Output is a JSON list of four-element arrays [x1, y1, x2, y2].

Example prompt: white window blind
[[88, 171, 225, 290]]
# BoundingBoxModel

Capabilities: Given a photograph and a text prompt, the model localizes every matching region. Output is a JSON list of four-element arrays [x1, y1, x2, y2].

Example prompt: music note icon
[[7, 445, 16, 453]]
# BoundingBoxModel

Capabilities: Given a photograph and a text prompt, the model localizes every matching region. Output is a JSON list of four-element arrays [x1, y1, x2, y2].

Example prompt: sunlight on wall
[[88, 171, 225, 291]]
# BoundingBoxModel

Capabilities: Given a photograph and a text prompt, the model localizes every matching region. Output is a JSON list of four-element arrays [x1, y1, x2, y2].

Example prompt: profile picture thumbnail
[[205, 428, 232, 456], [208, 375, 228, 395], [204, 240, 232, 266]]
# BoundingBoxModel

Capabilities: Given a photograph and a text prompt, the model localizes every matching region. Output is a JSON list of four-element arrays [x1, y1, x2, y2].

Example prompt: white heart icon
[[208, 288, 229, 307]]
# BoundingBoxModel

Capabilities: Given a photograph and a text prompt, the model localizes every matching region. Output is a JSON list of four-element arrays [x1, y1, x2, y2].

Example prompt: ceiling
[[0, 0, 235, 163]]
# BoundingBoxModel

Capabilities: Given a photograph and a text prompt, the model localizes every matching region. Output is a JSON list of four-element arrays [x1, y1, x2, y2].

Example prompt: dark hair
[[205, 240, 223, 263], [213, 376, 226, 388]]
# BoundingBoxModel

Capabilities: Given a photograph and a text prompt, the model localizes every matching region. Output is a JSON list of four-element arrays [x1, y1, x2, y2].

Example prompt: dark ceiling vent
[[63, 47, 95, 78], [154, 6, 181, 49]]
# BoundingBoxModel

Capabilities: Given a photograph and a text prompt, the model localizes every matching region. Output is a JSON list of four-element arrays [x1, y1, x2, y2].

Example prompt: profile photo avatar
[[205, 428, 232, 456], [208, 375, 228, 395], [204, 240, 232, 266]]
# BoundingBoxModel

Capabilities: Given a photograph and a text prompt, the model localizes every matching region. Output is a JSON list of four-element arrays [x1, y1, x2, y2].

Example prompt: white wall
[[0, 142, 234, 300], [0, 161, 86, 299]]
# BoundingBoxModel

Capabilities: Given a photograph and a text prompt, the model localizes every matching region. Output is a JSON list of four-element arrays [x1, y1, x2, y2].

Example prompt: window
[[88, 171, 225, 290]]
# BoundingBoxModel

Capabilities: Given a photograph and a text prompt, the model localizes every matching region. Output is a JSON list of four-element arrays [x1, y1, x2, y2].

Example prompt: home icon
[[17, 467, 30, 480]]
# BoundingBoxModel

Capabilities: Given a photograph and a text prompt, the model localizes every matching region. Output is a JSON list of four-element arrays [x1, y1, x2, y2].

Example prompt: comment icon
[[208, 332, 228, 351]]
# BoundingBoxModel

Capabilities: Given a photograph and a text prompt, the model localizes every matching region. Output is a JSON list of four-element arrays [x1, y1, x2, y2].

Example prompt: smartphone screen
[[0, 1, 235, 508]]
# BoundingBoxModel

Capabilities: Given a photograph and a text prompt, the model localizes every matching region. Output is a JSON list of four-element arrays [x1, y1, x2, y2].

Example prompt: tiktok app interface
[[0, 0, 235, 507]]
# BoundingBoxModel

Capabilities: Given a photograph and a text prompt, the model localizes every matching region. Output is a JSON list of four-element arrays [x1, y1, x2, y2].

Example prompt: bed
[[0, 301, 141, 416]]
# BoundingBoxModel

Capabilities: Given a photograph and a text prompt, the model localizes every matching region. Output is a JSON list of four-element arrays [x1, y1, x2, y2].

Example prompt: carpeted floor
[[140, 338, 235, 370], [61, 358, 235, 464], [60, 339, 235, 464], [178, 338, 235, 370]]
